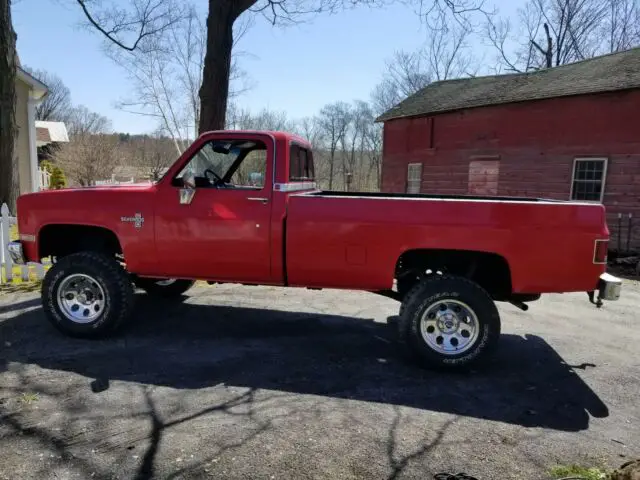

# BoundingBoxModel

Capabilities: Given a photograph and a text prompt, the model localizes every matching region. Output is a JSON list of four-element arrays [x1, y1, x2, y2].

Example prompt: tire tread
[[398, 274, 501, 370], [42, 252, 134, 337]]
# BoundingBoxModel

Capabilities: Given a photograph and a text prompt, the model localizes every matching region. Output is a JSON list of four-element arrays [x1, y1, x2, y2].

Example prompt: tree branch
[[75, 0, 183, 52]]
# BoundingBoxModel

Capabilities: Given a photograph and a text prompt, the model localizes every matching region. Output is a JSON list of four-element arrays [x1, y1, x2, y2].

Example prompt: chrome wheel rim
[[155, 279, 177, 287], [420, 299, 480, 355], [57, 273, 106, 324]]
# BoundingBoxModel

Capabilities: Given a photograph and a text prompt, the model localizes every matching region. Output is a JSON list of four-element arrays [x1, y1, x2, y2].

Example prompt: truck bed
[[284, 190, 607, 294]]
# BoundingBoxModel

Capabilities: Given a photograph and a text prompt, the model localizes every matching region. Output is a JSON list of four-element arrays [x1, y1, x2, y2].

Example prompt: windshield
[[178, 141, 242, 181], [174, 139, 267, 189]]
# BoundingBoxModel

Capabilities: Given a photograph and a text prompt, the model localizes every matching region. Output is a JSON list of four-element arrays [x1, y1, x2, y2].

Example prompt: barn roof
[[376, 47, 640, 122]]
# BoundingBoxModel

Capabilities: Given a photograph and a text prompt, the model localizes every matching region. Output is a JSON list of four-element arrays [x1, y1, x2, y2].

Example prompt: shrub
[[50, 166, 67, 189]]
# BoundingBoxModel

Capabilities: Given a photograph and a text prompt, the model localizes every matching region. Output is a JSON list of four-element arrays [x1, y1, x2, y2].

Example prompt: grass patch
[[9, 224, 18, 241], [550, 465, 608, 480], [19, 392, 39, 406], [0, 280, 42, 294]]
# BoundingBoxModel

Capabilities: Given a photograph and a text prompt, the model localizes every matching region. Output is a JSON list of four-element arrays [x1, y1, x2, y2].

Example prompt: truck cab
[[149, 131, 315, 284]]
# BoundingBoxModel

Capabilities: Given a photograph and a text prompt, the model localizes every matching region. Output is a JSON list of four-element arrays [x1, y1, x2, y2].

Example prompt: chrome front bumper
[[598, 272, 622, 301], [7, 241, 25, 264]]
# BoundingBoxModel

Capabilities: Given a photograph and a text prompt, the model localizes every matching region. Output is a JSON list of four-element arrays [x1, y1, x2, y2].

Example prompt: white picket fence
[[95, 175, 136, 186], [39, 167, 51, 190], [0, 203, 47, 284]]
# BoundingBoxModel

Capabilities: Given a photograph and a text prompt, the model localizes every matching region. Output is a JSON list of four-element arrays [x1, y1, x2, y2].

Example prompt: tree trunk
[[543, 23, 553, 68], [0, 0, 17, 210], [198, 0, 237, 133], [329, 148, 335, 190]]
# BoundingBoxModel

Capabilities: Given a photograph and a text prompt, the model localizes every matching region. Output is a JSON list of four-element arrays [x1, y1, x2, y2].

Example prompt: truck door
[[153, 134, 273, 283]]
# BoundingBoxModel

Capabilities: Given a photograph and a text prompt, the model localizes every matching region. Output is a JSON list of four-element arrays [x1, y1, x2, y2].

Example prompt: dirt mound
[[610, 460, 640, 480]]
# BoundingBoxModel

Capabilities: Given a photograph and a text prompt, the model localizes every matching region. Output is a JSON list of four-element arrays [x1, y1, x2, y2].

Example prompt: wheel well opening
[[395, 249, 512, 299], [39, 225, 122, 259]]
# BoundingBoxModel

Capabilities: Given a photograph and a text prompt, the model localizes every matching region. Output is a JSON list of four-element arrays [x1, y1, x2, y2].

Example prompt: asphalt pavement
[[0, 282, 638, 479]]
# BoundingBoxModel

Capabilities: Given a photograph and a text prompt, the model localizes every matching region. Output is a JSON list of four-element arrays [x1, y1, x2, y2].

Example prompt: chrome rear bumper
[[7, 241, 25, 264]]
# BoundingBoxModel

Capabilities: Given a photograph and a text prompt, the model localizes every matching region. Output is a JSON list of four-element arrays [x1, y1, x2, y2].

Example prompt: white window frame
[[570, 157, 608, 203], [407, 163, 422, 194]]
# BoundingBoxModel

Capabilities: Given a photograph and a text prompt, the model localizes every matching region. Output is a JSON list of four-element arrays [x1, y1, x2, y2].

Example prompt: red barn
[[377, 48, 640, 253]]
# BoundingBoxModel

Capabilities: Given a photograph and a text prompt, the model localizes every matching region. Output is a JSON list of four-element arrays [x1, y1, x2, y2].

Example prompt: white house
[[14, 65, 71, 193], [15, 65, 48, 194]]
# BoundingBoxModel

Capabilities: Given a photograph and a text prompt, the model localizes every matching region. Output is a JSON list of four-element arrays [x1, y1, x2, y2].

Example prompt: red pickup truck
[[9, 130, 622, 370]]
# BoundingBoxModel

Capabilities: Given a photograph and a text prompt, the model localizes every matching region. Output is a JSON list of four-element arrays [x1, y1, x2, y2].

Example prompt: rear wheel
[[42, 252, 134, 338], [398, 275, 500, 370], [135, 278, 195, 298]]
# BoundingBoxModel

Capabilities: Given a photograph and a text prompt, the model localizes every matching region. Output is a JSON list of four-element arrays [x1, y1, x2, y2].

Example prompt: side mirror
[[179, 188, 195, 205]]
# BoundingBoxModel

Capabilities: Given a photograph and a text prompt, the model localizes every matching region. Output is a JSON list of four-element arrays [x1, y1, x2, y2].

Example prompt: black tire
[[135, 278, 195, 298], [42, 252, 134, 338], [398, 275, 501, 371]]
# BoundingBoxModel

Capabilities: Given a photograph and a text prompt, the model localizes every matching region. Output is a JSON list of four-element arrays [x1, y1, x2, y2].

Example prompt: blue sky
[[13, 0, 520, 134]]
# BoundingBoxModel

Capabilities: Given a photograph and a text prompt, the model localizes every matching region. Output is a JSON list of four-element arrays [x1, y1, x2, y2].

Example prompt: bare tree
[[227, 105, 294, 131], [426, 10, 476, 80], [110, 6, 252, 155], [52, 104, 115, 186], [352, 101, 380, 191], [371, 13, 475, 115], [296, 116, 324, 147], [364, 121, 383, 190], [0, 0, 17, 209], [340, 102, 364, 191], [602, 0, 640, 52], [78, 0, 486, 133], [126, 134, 176, 181], [65, 105, 112, 136], [23, 68, 72, 121], [75, 0, 184, 52], [55, 134, 122, 187], [486, 0, 640, 73], [225, 102, 381, 192], [485, 11, 532, 72], [317, 102, 351, 190]]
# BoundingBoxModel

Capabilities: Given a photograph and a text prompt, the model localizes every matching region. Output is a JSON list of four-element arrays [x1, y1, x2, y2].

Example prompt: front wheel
[[134, 278, 195, 298], [398, 275, 501, 370], [42, 252, 134, 338]]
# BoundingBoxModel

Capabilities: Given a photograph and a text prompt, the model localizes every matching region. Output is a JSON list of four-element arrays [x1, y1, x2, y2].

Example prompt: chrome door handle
[[247, 197, 269, 204]]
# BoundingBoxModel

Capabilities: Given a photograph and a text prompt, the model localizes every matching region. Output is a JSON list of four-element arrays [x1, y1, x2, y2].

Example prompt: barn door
[[468, 159, 499, 196]]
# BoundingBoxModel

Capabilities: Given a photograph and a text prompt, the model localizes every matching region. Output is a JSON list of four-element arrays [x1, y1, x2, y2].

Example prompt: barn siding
[[381, 89, 640, 252]]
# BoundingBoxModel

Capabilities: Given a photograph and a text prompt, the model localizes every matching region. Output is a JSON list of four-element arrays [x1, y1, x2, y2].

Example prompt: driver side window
[[175, 139, 267, 190]]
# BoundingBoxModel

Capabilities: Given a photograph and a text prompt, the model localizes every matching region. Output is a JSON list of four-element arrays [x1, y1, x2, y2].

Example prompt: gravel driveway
[[0, 282, 638, 479]]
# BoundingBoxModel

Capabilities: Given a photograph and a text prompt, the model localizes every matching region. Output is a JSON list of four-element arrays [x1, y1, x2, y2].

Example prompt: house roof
[[36, 127, 51, 145], [16, 66, 48, 100], [35, 121, 69, 143], [376, 47, 640, 122]]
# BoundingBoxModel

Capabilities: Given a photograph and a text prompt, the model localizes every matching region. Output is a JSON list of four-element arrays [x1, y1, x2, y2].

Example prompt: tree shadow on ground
[[0, 294, 608, 433]]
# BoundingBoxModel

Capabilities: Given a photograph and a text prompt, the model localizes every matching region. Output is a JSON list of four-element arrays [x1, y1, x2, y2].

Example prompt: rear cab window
[[289, 143, 315, 182]]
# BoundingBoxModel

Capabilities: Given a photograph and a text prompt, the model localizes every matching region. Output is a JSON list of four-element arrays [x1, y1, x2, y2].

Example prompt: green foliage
[[50, 166, 67, 189], [550, 465, 608, 480], [39, 159, 54, 174]]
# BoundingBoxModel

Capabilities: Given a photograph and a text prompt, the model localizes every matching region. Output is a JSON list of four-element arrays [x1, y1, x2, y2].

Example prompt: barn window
[[407, 163, 422, 193], [571, 158, 608, 202]]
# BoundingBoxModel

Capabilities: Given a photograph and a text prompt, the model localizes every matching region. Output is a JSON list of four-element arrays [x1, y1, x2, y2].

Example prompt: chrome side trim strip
[[273, 182, 318, 192]]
